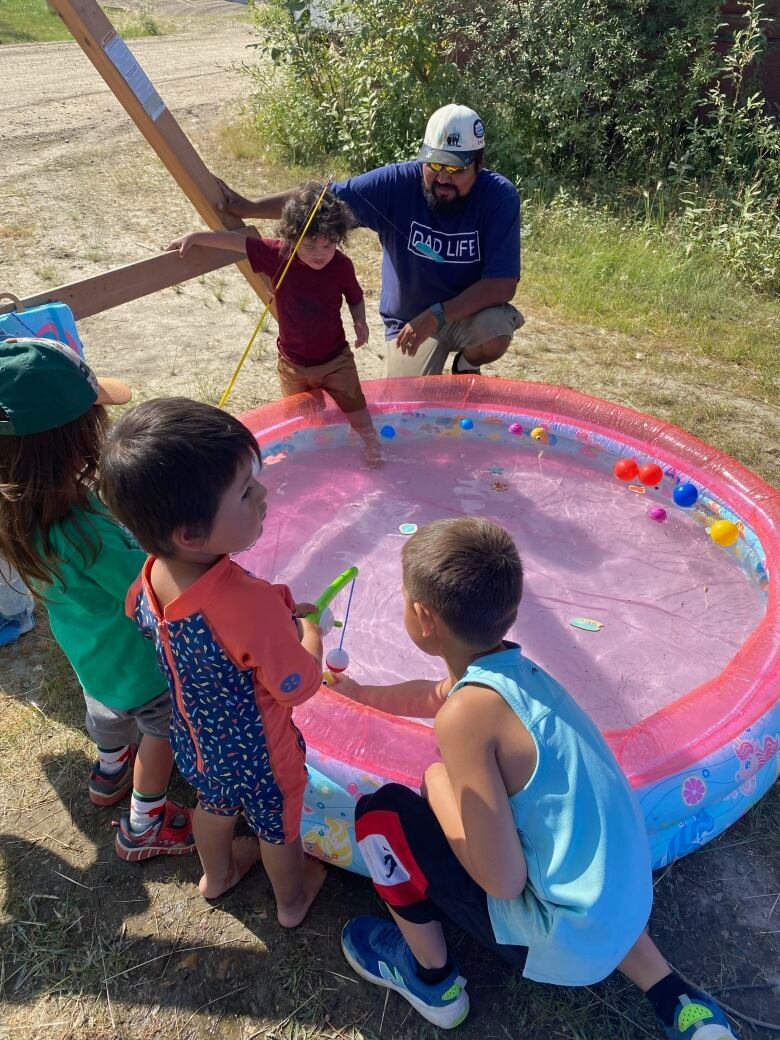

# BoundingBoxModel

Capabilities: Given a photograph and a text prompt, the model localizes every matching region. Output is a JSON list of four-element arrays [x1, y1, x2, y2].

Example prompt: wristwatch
[[431, 302, 446, 331]]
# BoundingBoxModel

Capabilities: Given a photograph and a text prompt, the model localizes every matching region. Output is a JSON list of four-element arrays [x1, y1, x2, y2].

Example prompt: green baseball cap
[[0, 337, 131, 436]]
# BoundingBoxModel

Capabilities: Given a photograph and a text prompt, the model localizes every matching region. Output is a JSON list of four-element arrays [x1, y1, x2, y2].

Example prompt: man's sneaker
[[664, 993, 739, 1040], [89, 745, 137, 806], [451, 351, 481, 376], [341, 916, 469, 1029], [114, 800, 195, 862]]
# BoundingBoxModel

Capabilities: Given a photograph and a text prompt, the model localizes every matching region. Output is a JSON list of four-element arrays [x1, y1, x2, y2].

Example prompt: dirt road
[[0, 16, 383, 410], [0, 25, 249, 177]]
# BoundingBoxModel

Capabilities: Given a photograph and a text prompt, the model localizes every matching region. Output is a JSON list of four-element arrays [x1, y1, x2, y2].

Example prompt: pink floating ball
[[326, 647, 350, 673], [508, 422, 523, 435], [648, 506, 667, 523], [347, 782, 359, 796]]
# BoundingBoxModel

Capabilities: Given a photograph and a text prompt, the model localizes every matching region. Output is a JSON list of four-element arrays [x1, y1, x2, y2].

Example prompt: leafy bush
[[244, 0, 780, 294], [452, 0, 722, 189], [245, 0, 461, 170], [674, 183, 779, 293], [667, 3, 780, 291]]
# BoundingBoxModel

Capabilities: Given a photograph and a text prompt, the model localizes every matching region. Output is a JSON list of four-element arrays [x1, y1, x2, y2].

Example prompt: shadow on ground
[[1, 620, 778, 1038]]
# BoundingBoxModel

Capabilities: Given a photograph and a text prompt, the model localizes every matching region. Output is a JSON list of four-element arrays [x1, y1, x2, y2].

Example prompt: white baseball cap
[[418, 104, 485, 166]]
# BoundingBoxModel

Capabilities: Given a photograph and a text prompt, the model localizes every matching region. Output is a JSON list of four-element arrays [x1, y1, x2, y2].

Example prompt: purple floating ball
[[508, 422, 523, 436], [648, 506, 667, 523]]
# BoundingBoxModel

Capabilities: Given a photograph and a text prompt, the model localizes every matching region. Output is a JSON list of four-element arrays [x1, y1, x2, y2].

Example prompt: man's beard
[[423, 185, 469, 216]]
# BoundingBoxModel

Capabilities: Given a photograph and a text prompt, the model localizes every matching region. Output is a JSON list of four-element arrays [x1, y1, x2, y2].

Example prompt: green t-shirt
[[36, 495, 167, 710]]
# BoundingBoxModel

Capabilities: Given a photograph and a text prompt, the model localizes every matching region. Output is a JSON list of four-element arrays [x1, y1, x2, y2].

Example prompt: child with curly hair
[[168, 182, 377, 455]]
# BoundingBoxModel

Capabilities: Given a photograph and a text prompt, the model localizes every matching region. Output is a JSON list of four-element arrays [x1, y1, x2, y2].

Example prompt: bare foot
[[198, 837, 262, 900], [276, 855, 327, 928], [362, 438, 383, 469]]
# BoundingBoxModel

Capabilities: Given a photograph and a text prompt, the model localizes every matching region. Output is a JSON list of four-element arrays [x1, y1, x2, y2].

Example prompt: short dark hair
[[402, 517, 522, 648], [276, 181, 355, 246], [100, 398, 260, 557]]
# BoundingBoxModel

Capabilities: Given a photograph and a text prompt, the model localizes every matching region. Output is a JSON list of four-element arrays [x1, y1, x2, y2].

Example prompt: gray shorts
[[83, 689, 171, 748], [385, 303, 524, 377]]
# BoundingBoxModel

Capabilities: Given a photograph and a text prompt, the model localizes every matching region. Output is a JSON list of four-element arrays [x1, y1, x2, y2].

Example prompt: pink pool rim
[[241, 376, 780, 868]]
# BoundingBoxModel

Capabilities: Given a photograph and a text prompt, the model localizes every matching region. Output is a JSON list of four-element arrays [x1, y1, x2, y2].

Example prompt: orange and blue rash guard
[[126, 554, 323, 844]]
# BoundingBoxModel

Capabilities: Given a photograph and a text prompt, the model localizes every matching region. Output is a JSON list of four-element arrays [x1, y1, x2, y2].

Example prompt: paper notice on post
[[102, 33, 166, 122]]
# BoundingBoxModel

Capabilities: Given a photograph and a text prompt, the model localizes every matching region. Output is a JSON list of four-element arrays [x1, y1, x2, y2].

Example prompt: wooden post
[[0, 247, 245, 322], [46, 0, 273, 308]]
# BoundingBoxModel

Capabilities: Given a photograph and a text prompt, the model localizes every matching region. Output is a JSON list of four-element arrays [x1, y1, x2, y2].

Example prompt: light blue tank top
[[450, 644, 652, 986]]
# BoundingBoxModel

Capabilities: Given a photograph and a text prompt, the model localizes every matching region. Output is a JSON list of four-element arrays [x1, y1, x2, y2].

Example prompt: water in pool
[[237, 411, 766, 732]]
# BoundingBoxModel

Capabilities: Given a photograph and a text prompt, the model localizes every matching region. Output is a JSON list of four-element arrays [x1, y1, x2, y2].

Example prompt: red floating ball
[[638, 463, 664, 486], [614, 458, 639, 481]]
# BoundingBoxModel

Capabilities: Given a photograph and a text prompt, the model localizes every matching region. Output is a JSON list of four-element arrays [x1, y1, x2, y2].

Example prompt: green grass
[[521, 198, 780, 398], [0, 0, 68, 44], [0, 0, 173, 45]]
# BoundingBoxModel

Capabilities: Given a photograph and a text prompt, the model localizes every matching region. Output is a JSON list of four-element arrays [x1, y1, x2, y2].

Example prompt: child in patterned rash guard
[[100, 397, 327, 926]]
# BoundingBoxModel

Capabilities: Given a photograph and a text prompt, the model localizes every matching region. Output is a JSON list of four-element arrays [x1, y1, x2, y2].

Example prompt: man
[[218, 104, 523, 376]]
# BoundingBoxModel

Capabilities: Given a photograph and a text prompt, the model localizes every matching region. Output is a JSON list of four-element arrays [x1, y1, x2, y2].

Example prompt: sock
[[413, 955, 453, 986], [97, 744, 130, 776], [129, 789, 167, 834], [454, 351, 480, 373], [646, 971, 704, 1027]]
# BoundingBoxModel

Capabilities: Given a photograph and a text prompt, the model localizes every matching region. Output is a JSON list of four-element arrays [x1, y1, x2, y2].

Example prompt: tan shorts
[[385, 303, 524, 377], [277, 348, 367, 414]]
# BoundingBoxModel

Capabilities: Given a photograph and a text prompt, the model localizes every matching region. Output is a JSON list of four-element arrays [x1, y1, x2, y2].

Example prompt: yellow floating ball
[[530, 426, 549, 443], [709, 519, 739, 547]]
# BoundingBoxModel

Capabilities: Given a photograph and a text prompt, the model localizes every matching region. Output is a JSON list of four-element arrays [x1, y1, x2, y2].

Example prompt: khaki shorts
[[277, 348, 367, 414], [386, 303, 524, 377]]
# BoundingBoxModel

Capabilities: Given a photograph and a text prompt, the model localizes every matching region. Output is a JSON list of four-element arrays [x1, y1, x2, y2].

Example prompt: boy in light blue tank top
[[333, 518, 738, 1040]]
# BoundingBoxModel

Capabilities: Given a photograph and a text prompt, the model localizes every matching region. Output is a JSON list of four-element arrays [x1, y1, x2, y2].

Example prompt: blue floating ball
[[380, 425, 396, 439], [673, 482, 698, 508], [459, 418, 474, 430]]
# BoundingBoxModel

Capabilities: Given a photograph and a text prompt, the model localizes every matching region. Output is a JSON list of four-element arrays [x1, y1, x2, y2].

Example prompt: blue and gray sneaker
[[664, 993, 739, 1040], [341, 916, 469, 1029]]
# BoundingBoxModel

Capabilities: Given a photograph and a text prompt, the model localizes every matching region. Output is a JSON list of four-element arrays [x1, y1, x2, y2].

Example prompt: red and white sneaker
[[114, 800, 195, 861], [89, 745, 138, 806]]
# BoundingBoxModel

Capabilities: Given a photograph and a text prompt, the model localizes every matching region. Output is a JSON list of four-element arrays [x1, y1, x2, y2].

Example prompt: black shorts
[[355, 783, 527, 969]]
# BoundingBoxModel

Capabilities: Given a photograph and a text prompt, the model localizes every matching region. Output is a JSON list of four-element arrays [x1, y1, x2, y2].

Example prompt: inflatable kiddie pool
[[237, 377, 780, 875]]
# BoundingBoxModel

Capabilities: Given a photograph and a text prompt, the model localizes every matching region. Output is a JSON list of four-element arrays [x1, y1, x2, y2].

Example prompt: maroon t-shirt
[[246, 237, 364, 367]]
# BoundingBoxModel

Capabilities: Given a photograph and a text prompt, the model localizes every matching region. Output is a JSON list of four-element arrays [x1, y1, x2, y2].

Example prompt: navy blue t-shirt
[[332, 161, 520, 338]]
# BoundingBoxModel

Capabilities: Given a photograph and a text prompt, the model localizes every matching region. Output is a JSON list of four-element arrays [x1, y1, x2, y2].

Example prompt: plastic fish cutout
[[414, 241, 445, 262], [570, 617, 604, 632]]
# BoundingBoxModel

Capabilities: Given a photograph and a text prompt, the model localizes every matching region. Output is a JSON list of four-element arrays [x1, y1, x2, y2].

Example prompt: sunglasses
[[426, 161, 474, 175]]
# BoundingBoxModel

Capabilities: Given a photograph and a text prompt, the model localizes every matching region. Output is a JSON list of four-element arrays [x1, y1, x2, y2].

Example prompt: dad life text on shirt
[[409, 223, 481, 264]]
